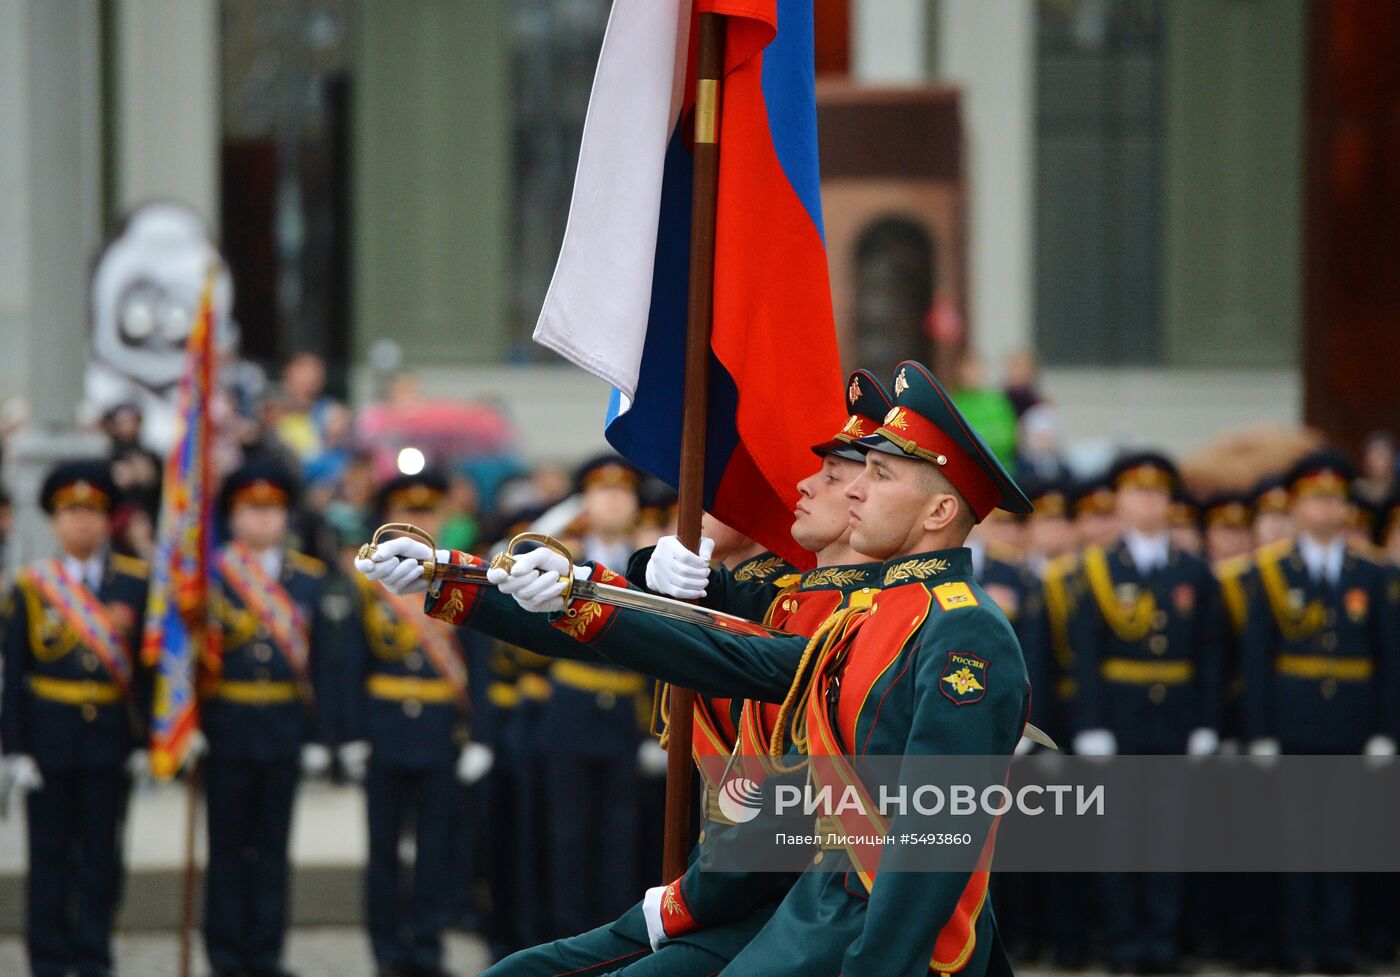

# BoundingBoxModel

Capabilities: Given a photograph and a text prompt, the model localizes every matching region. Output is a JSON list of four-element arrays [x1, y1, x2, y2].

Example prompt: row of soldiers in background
[[972, 449, 1400, 975], [8, 438, 1400, 977], [0, 453, 678, 977]]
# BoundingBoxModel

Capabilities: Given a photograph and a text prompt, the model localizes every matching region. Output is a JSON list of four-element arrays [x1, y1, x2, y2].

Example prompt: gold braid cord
[[1256, 549, 1326, 642], [654, 682, 672, 748], [1083, 546, 1157, 643], [768, 606, 866, 771]]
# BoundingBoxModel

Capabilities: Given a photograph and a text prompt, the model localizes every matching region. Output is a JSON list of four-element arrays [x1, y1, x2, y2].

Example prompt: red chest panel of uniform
[[833, 585, 933, 754], [768, 587, 845, 635]]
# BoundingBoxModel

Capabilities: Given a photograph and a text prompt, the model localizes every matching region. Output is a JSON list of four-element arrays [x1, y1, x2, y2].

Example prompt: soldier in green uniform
[[406, 360, 1033, 977], [357, 371, 894, 976]]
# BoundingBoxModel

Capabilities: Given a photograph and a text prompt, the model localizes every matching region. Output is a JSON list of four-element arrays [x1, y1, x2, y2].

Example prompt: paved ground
[[0, 927, 1378, 976], [0, 927, 493, 977]]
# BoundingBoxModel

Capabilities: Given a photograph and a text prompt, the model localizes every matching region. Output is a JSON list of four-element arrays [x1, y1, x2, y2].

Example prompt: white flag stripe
[[531, 0, 692, 400]]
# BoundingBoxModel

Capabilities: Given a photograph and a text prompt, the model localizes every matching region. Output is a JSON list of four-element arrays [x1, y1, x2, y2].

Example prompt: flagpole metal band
[[695, 79, 719, 144]]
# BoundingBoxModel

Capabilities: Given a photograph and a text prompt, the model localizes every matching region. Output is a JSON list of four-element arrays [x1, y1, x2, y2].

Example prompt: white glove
[[1186, 727, 1219, 758], [645, 535, 715, 600], [301, 743, 332, 776], [487, 547, 591, 614], [185, 729, 208, 761], [456, 742, 495, 784], [1248, 737, 1281, 769], [126, 749, 152, 784], [1073, 729, 1117, 757], [354, 536, 450, 597], [1364, 735, 1396, 769], [641, 884, 669, 951], [637, 739, 670, 777], [339, 740, 370, 782], [5, 755, 43, 793]]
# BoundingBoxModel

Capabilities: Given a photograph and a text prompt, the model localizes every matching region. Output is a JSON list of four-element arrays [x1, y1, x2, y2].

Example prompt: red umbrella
[[356, 399, 516, 480]]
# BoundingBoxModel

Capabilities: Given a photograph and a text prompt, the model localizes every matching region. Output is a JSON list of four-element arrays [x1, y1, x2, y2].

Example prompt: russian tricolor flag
[[534, 0, 844, 569]]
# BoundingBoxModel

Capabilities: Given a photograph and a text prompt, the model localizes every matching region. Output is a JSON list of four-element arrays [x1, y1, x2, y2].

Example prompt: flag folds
[[143, 269, 218, 779], [534, 0, 843, 568]]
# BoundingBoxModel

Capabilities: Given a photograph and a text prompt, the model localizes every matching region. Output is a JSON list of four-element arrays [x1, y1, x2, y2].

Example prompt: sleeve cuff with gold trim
[[659, 878, 698, 938], [423, 550, 485, 626], [549, 563, 630, 643]]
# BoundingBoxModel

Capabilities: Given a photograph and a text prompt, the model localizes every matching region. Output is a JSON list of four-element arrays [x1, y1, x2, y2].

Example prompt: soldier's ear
[[922, 493, 960, 534]]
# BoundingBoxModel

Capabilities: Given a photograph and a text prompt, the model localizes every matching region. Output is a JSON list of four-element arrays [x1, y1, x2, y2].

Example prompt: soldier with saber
[[359, 361, 1039, 977]]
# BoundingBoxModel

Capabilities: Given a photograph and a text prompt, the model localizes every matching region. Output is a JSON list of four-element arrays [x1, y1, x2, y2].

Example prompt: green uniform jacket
[[424, 547, 807, 958], [536, 547, 1027, 977], [648, 560, 882, 959]]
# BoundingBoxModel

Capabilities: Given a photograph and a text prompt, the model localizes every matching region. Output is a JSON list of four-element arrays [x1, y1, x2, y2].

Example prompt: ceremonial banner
[[143, 268, 218, 780], [533, 0, 843, 569]]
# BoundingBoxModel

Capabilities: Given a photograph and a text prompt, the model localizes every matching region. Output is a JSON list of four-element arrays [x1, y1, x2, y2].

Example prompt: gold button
[[1321, 632, 1338, 651], [83, 653, 99, 673], [404, 699, 423, 718], [1321, 679, 1338, 700], [1149, 684, 1166, 705], [1152, 610, 1168, 630], [1325, 609, 1337, 626], [1149, 635, 1168, 655], [81, 703, 97, 722], [254, 643, 272, 663], [405, 652, 423, 671], [255, 667, 270, 681], [813, 851, 825, 865], [596, 691, 617, 710]]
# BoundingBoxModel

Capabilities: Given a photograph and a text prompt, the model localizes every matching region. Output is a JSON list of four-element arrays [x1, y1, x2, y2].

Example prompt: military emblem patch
[[1345, 587, 1368, 621], [940, 651, 988, 705], [1173, 583, 1194, 613], [894, 367, 909, 397]]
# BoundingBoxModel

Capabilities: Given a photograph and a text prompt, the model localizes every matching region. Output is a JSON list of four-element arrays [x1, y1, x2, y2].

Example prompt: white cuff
[[1186, 728, 1219, 757], [1073, 729, 1116, 757], [1248, 738, 1280, 757], [642, 885, 668, 952]]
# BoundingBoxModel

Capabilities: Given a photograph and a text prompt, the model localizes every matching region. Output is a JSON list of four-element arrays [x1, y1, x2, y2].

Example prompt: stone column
[[352, 0, 511, 367], [115, 0, 220, 226], [0, 0, 109, 569]]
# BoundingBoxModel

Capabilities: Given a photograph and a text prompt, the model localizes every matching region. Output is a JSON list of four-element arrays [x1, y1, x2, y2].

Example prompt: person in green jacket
[[357, 372, 894, 977], [365, 360, 1035, 977]]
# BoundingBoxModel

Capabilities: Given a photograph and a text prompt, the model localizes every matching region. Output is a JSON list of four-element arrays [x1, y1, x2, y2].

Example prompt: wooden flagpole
[[178, 757, 201, 977], [665, 10, 726, 883]]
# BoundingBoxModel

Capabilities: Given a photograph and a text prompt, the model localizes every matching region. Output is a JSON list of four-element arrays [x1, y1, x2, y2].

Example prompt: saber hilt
[[358, 524, 578, 598]]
